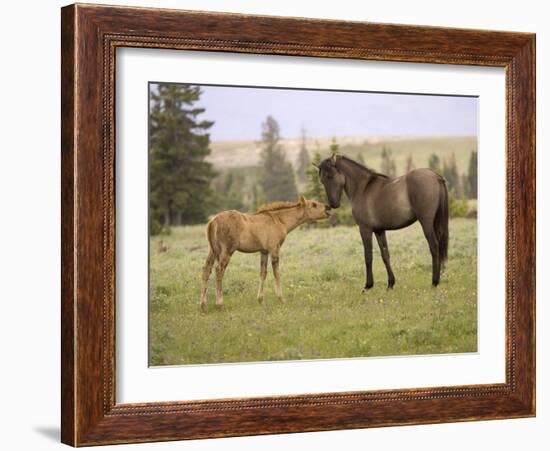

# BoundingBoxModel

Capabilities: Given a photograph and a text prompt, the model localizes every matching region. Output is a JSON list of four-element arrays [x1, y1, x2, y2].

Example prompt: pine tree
[[259, 116, 298, 202], [443, 153, 461, 195], [149, 83, 216, 229], [461, 174, 471, 199], [304, 151, 326, 203], [380, 146, 396, 177], [405, 153, 415, 173], [329, 137, 340, 156], [428, 153, 442, 175], [467, 150, 478, 199], [296, 126, 311, 184], [220, 171, 245, 211]]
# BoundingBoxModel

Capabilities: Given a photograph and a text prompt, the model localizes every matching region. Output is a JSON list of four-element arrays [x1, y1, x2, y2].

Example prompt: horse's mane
[[254, 201, 301, 214], [338, 155, 389, 179]]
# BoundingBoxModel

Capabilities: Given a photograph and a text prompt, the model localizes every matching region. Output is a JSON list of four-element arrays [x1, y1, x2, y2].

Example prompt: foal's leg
[[199, 251, 216, 312], [375, 231, 396, 289], [359, 225, 374, 291], [419, 219, 440, 286], [257, 252, 268, 304], [270, 249, 284, 304], [215, 250, 232, 308]]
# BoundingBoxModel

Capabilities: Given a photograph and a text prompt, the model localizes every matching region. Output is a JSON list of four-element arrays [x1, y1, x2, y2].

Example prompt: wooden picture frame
[[61, 3, 535, 446]]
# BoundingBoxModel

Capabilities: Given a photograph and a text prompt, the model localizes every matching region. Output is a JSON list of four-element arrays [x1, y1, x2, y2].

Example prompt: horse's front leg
[[257, 252, 268, 304], [359, 225, 374, 291], [270, 248, 285, 304], [375, 231, 396, 289]]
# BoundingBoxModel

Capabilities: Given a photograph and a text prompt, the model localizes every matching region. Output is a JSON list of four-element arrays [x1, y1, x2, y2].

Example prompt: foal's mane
[[254, 201, 301, 214], [337, 155, 389, 178]]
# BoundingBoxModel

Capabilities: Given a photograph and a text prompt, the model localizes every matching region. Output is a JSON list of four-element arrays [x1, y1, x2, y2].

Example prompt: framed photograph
[[61, 3, 535, 446]]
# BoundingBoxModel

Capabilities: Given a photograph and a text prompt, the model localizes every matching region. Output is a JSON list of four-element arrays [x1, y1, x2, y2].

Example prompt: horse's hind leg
[[257, 252, 268, 304], [419, 218, 440, 286], [375, 231, 395, 289], [215, 250, 232, 309], [200, 251, 215, 312], [270, 248, 285, 304]]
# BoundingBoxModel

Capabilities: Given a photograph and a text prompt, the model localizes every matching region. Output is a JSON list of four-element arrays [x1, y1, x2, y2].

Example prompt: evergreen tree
[[149, 83, 216, 229], [259, 116, 298, 202], [296, 126, 311, 184], [467, 150, 478, 199], [251, 183, 262, 211], [329, 137, 340, 155], [461, 173, 471, 199], [220, 170, 245, 211], [304, 151, 326, 203], [443, 153, 461, 195], [380, 146, 397, 177], [428, 153, 442, 175], [405, 153, 415, 173]]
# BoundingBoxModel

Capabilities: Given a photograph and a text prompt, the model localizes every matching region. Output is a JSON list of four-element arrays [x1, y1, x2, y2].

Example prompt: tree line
[[149, 84, 477, 234], [378, 147, 477, 198]]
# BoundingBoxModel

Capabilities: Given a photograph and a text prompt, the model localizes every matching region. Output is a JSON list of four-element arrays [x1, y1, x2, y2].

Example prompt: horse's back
[[237, 212, 286, 252], [207, 210, 283, 254]]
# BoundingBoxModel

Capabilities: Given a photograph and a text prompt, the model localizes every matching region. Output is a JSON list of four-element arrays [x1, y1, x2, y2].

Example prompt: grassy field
[[149, 219, 477, 366]]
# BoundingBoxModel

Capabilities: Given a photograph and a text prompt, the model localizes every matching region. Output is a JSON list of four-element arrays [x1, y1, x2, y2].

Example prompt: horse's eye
[[313, 202, 317, 207]]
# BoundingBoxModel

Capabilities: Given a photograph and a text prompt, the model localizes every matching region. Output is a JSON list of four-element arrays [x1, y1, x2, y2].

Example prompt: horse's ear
[[312, 162, 319, 169], [331, 153, 337, 165], [299, 195, 306, 205]]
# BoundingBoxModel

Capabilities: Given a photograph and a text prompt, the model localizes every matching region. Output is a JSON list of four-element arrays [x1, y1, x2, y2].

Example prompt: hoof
[[215, 304, 224, 311], [257, 297, 264, 305], [200, 303, 207, 313], [278, 297, 285, 304]]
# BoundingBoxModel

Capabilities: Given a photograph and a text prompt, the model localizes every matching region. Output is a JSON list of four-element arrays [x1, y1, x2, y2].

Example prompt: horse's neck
[[271, 207, 305, 233], [336, 159, 371, 200]]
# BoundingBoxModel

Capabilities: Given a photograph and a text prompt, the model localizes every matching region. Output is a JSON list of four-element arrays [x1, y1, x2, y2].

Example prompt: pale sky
[[152, 83, 478, 142]]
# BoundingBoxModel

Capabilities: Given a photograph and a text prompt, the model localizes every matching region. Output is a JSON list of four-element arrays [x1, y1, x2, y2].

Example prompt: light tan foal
[[199, 196, 330, 311]]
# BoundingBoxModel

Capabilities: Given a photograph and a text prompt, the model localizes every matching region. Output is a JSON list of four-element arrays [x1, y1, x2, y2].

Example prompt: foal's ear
[[299, 195, 306, 205], [330, 153, 337, 165], [311, 162, 319, 169]]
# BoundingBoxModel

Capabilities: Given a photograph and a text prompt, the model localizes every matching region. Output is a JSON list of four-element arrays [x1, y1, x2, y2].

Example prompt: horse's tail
[[435, 177, 449, 269], [206, 217, 220, 258]]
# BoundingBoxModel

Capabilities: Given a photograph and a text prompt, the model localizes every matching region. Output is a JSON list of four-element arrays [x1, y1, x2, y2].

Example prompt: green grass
[[149, 219, 477, 365]]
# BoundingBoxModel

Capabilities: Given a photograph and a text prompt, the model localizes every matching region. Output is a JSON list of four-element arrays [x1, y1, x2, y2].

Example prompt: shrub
[[150, 218, 171, 236], [328, 201, 356, 226], [448, 191, 468, 218]]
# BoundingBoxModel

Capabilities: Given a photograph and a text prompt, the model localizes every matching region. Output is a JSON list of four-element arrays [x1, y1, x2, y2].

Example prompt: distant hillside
[[208, 136, 477, 176]]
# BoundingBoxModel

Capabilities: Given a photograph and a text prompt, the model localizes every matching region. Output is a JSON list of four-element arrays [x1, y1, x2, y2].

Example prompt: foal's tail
[[435, 177, 449, 269]]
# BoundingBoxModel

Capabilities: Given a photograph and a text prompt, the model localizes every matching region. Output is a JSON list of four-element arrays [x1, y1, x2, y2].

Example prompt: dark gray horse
[[317, 155, 448, 289]]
